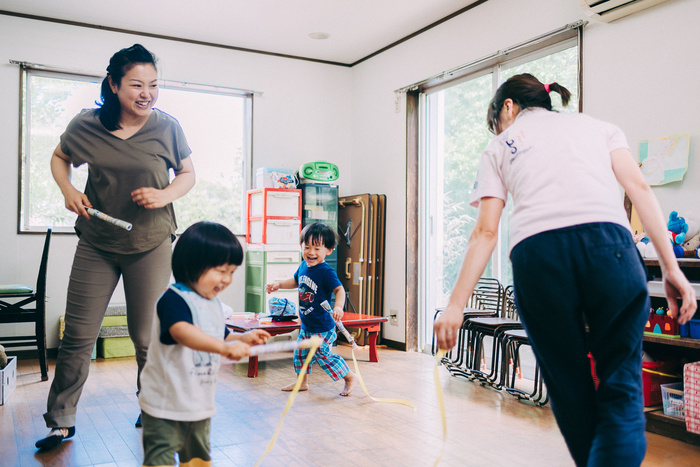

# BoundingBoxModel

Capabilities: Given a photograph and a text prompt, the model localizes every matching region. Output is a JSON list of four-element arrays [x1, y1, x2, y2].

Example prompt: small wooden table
[[226, 312, 388, 377]]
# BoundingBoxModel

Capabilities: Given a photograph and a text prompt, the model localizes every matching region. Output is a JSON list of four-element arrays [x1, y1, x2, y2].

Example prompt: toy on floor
[[644, 307, 681, 338]]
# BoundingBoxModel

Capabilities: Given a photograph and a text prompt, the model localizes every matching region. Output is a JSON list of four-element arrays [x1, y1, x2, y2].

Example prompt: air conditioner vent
[[578, 0, 669, 23]]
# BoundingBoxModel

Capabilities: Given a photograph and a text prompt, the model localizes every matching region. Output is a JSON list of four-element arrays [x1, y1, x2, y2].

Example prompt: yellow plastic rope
[[351, 349, 417, 411], [642, 368, 681, 378], [254, 336, 321, 467], [433, 349, 447, 467]]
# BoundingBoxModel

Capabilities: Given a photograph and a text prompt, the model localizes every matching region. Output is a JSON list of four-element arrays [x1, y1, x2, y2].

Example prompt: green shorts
[[141, 411, 212, 466]]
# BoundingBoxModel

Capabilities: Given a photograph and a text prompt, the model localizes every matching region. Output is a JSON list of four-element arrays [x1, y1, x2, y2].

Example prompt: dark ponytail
[[487, 73, 571, 134], [96, 44, 158, 131]]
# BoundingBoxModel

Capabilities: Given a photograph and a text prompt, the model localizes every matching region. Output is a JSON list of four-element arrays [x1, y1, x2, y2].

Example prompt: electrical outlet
[[389, 309, 398, 326]]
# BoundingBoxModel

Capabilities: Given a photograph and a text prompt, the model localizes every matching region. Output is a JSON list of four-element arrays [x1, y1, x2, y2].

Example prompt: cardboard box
[[1, 356, 17, 405]]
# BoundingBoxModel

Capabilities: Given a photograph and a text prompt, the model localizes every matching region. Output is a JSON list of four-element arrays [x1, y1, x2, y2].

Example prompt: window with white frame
[[18, 68, 251, 235], [420, 38, 580, 349]]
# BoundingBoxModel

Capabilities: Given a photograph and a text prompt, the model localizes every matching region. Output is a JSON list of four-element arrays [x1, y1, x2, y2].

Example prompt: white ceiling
[[0, 0, 485, 65]]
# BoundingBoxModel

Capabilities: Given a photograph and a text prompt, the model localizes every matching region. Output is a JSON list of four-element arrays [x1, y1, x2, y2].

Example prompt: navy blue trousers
[[511, 223, 649, 467]]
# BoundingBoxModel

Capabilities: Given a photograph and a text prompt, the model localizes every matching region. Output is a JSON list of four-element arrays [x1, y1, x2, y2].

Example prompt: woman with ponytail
[[37, 44, 195, 450], [435, 73, 695, 466]]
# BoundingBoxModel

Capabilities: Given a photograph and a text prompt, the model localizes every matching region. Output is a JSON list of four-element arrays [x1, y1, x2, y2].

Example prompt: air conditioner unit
[[578, 0, 669, 23]]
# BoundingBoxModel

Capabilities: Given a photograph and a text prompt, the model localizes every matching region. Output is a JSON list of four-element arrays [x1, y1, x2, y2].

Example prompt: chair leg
[[446, 323, 477, 381], [431, 310, 441, 356], [505, 342, 546, 405], [37, 316, 48, 381]]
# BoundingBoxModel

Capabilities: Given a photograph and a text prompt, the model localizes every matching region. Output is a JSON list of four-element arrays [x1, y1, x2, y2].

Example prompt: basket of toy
[[268, 297, 298, 322], [661, 382, 684, 419]]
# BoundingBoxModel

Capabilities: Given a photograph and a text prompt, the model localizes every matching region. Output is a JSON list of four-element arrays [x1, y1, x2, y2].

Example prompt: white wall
[[0, 15, 352, 348], [350, 0, 700, 344]]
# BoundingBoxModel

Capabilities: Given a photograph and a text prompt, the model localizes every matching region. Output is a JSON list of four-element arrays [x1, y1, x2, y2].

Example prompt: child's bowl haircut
[[300, 223, 337, 250], [172, 221, 243, 287]]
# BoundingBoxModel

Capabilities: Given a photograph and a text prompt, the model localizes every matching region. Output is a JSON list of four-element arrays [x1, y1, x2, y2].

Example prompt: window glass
[[425, 73, 494, 314], [20, 71, 248, 234]]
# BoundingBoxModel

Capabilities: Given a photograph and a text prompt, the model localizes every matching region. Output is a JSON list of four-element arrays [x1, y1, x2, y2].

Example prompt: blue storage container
[[689, 319, 700, 339]]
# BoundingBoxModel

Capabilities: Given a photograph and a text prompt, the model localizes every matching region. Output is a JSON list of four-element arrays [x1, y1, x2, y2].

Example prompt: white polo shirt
[[470, 107, 632, 253]]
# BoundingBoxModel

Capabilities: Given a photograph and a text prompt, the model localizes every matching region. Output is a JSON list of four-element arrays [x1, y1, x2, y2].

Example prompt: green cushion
[[98, 337, 135, 358], [0, 284, 33, 295], [102, 316, 128, 327]]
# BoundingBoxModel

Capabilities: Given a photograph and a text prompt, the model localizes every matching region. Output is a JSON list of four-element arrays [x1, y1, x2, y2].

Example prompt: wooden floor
[[3, 346, 700, 466]]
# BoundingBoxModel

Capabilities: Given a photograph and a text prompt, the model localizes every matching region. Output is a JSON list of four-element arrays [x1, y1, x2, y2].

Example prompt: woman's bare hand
[[131, 187, 171, 209], [63, 187, 92, 219]]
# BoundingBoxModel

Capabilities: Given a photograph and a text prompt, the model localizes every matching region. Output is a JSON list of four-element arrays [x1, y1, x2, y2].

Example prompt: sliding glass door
[[420, 43, 579, 351]]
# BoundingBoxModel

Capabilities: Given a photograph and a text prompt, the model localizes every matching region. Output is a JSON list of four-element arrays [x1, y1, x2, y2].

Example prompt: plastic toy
[[681, 220, 700, 258], [644, 307, 680, 339], [668, 211, 688, 245], [268, 297, 298, 322]]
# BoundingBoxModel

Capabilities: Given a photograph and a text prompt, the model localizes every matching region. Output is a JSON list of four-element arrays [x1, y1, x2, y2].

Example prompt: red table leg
[[368, 331, 379, 363], [247, 355, 259, 378]]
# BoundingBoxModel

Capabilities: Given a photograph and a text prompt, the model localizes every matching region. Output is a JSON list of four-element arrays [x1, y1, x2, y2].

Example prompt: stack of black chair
[[433, 280, 548, 406]]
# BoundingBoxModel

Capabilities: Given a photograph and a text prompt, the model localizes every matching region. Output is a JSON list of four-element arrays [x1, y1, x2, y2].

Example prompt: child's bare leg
[[340, 371, 357, 396], [282, 373, 308, 392]]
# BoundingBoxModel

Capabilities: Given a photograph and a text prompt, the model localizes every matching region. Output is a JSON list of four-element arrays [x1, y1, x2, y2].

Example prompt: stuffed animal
[[644, 240, 657, 259], [0, 344, 7, 370], [673, 244, 685, 258], [668, 211, 689, 245], [635, 234, 649, 257], [678, 215, 700, 258]]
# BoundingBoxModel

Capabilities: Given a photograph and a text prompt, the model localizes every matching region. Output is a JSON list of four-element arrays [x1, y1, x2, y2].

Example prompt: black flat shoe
[[135, 413, 142, 428], [35, 427, 75, 450]]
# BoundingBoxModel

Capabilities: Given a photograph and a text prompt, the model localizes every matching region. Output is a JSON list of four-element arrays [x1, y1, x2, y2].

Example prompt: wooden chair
[[0, 228, 52, 381]]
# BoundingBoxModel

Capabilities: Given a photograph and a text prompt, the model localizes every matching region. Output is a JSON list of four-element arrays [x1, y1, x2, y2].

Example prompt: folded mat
[[98, 325, 129, 338], [104, 305, 127, 316], [102, 315, 128, 327], [98, 337, 135, 358]]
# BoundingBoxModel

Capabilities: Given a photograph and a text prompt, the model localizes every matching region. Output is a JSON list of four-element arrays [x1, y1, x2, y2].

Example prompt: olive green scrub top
[[60, 108, 191, 254]]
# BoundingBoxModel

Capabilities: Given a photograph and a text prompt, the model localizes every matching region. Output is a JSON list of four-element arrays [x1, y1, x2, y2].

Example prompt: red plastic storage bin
[[643, 360, 680, 406], [246, 188, 302, 245], [588, 354, 679, 406]]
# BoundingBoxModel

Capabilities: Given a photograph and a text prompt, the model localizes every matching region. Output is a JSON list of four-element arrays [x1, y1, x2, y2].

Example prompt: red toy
[[644, 307, 680, 339]]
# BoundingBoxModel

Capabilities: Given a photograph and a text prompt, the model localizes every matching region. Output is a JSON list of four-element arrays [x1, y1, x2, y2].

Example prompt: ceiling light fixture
[[309, 32, 330, 40]]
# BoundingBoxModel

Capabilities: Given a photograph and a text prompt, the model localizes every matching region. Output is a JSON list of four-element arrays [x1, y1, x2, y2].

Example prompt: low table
[[226, 312, 388, 377]]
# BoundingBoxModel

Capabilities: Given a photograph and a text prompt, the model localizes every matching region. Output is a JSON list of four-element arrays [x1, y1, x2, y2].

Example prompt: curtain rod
[[9, 60, 263, 96], [394, 20, 587, 95]]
